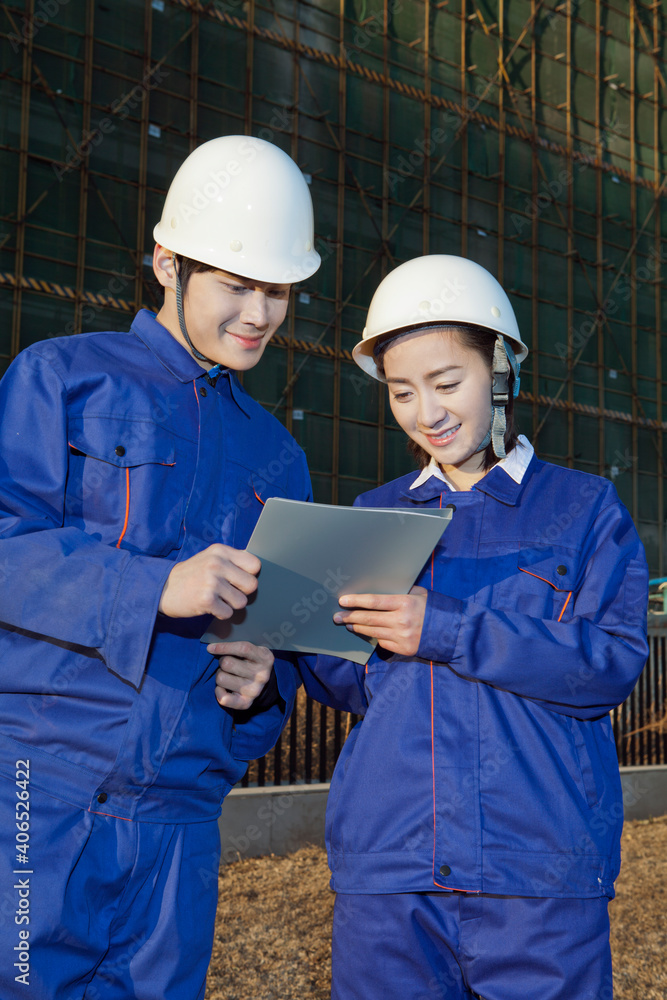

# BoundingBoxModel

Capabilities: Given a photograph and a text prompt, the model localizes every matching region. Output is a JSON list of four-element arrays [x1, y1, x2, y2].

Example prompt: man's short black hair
[[174, 254, 219, 295]]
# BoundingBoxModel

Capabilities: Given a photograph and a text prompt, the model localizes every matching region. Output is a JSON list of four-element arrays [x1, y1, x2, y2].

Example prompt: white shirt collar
[[409, 434, 534, 491]]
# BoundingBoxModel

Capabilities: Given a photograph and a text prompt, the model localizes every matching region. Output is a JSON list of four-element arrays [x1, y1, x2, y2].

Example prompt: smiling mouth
[[227, 331, 264, 348], [424, 424, 461, 445]]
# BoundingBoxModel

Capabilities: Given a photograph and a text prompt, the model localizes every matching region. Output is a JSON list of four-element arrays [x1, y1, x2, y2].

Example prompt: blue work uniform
[[299, 437, 648, 999], [0, 309, 311, 998]]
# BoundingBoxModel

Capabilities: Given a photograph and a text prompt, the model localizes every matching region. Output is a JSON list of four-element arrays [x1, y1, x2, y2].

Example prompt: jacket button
[[97, 792, 108, 804], [199, 386, 208, 397], [445, 503, 456, 512], [439, 864, 451, 877], [556, 565, 567, 575], [115, 445, 125, 456]]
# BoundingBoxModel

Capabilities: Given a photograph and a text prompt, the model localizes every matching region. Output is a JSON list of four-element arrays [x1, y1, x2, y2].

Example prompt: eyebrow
[[218, 272, 289, 292], [385, 365, 463, 384]]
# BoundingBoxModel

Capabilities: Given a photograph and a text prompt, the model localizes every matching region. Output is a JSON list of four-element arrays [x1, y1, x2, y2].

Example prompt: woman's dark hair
[[373, 324, 520, 472]]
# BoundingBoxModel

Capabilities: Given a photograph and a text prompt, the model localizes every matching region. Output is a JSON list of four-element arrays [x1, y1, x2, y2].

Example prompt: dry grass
[[610, 815, 667, 999], [206, 816, 667, 1000], [206, 846, 333, 1000]]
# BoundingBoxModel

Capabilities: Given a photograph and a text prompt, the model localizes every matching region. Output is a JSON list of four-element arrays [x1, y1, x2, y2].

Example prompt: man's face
[[179, 268, 291, 370]]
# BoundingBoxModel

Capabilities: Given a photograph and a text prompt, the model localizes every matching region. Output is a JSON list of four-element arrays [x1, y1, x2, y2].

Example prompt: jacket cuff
[[249, 667, 281, 713], [104, 554, 173, 688], [417, 590, 464, 663], [230, 653, 298, 762]]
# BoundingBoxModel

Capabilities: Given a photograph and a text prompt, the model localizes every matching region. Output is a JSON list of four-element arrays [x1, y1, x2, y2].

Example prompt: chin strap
[[172, 252, 217, 367], [476, 335, 521, 460]]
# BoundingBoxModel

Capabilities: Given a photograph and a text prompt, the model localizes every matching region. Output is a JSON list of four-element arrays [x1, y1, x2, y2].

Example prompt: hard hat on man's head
[[353, 255, 529, 382], [153, 135, 320, 284]]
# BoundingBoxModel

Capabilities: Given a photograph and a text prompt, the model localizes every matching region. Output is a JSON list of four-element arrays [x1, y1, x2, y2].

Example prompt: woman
[[297, 254, 648, 1000]]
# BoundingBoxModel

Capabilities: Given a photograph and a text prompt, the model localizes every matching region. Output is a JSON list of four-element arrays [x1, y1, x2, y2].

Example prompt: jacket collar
[[130, 309, 252, 416], [400, 453, 539, 506], [473, 458, 536, 505]]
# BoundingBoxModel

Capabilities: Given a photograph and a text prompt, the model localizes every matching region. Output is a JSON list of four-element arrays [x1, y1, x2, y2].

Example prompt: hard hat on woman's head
[[354, 255, 529, 460], [153, 135, 320, 284], [352, 254, 528, 382]]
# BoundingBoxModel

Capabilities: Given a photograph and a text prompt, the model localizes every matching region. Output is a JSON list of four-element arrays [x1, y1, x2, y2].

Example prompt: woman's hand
[[206, 640, 275, 710], [333, 585, 428, 656]]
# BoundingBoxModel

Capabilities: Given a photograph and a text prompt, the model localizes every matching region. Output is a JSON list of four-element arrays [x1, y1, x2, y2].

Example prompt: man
[[0, 135, 319, 998]]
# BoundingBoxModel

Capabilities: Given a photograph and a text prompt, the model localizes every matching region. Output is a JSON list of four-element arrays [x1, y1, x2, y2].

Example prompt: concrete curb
[[219, 783, 329, 865], [620, 765, 667, 821]]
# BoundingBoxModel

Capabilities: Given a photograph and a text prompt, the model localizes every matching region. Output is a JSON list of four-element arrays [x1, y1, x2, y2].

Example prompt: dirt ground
[[205, 815, 667, 1000]]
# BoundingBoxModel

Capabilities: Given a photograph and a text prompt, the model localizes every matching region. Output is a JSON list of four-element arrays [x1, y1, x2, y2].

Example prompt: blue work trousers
[[332, 891, 613, 1000], [0, 780, 220, 999]]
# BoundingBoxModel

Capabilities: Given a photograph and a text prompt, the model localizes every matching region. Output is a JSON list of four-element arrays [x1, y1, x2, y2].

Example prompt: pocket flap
[[249, 470, 289, 505], [518, 544, 581, 591], [68, 416, 176, 467]]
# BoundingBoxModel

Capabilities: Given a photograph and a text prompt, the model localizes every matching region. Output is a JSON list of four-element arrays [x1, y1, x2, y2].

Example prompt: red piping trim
[[519, 568, 573, 621], [88, 808, 132, 822], [518, 566, 560, 588], [253, 488, 265, 505], [116, 467, 130, 548], [431, 496, 447, 889], [557, 590, 573, 622], [430, 495, 480, 893]]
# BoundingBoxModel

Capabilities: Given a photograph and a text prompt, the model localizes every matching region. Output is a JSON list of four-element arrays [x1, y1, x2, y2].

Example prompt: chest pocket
[[515, 544, 581, 621], [229, 467, 291, 549], [478, 543, 581, 622], [65, 416, 190, 556]]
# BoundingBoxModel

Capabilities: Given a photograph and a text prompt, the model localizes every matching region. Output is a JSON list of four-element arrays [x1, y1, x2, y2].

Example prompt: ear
[[153, 245, 176, 290]]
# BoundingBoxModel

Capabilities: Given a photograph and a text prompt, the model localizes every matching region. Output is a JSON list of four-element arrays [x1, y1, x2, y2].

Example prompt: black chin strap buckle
[[492, 370, 509, 406]]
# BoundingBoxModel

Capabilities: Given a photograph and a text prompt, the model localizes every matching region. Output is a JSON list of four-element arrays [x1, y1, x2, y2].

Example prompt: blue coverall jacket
[[0, 309, 310, 823], [300, 452, 649, 899]]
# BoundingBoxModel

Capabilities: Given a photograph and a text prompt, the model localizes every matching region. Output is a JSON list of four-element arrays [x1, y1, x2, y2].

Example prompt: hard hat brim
[[352, 321, 528, 383]]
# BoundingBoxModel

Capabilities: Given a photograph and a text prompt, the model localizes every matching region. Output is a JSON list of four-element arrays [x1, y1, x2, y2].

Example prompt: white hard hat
[[353, 255, 529, 381], [153, 135, 320, 284]]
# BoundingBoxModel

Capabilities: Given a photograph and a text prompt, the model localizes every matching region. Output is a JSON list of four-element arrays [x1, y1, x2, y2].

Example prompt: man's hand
[[333, 585, 428, 656], [159, 544, 261, 620], [206, 640, 275, 710]]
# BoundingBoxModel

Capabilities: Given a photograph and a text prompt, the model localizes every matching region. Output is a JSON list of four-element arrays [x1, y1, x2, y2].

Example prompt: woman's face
[[383, 327, 493, 475]]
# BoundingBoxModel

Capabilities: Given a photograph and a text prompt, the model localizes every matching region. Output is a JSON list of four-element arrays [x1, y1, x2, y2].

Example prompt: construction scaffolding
[[1, 0, 666, 572]]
